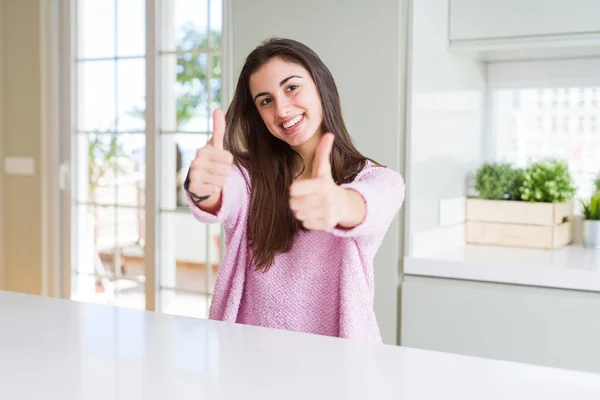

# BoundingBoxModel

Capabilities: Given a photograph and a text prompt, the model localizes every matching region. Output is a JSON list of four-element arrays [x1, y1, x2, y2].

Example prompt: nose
[[276, 96, 292, 119]]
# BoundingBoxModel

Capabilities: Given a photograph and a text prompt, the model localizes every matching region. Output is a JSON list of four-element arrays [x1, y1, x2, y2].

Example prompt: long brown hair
[[224, 38, 372, 271]]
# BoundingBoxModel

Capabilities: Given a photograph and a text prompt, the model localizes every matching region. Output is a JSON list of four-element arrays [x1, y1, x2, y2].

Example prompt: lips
[[281, 113, 304, 130]]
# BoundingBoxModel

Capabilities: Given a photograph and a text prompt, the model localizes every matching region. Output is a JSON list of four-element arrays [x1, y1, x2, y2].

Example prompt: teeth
[[283, 115, 303, 129]]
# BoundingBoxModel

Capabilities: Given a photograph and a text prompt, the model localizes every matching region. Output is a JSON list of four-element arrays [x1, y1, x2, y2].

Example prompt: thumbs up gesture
[[289, 133, 346, 230], [188, 109, 234, 208]]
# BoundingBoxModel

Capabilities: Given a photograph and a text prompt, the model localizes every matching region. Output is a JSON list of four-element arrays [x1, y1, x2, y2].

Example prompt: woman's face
[[249, 57, 324, 153]]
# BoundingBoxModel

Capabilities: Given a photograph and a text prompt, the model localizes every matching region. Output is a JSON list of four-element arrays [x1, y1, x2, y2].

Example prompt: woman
[[185, 37, 405, 342]]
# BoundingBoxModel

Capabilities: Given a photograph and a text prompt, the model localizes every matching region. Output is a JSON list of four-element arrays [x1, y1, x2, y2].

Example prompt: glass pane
[[161, 0, 208, 52], [160, 53, 210, 132], [115, 281, 146, 310], [100, 207, 145, 307], [117, 59, 146, 131], [116, 134, 146, 207], [115, 207, 145, 269], [209, 0, 222, 47], [117, 0, 146, 57], [161, 290, 210, 319], [159, 212, 220, 292], [79, 133, 118, 205], [160, 134, 209, 209], [78, 0, 115, 59], [78, 60, 116, 131], [95, 205, 118, 263], [73, 205, 109, 275], [72, 273, 111, 305], [72, 204, 127, 302], [72, 203, 145, 309]]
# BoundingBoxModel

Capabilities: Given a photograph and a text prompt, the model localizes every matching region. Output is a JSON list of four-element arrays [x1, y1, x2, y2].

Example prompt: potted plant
[[466, 159, 575, 249], [473, 162, 523, 201], [519, 158, 576, 203], [581, 189, 600, 249]]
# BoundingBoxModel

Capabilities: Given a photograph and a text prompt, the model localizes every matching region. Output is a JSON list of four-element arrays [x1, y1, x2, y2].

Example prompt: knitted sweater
[[188, 161, 405, 342]]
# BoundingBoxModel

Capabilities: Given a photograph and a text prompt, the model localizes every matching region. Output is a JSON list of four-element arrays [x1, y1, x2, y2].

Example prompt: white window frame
[[58, 0, 233, 311]]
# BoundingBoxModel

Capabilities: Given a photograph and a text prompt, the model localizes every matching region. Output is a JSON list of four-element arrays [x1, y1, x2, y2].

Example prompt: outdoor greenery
[[176, 25, 222, 124], [128, 24, 222, 128], [88, 131, 126, 195]]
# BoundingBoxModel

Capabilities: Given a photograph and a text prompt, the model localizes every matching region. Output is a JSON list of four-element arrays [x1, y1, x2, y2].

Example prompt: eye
[[287, 84, 299, 92], [260, 97, 272, 106]]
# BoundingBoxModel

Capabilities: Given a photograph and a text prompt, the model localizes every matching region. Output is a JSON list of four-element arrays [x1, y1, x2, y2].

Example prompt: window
[[70, 0, 225, 318], [489, 59, 600, 202], [492, 87, 600, 199]]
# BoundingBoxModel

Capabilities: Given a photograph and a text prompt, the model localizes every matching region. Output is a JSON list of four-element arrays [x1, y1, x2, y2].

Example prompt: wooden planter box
[[465, 199, 574, 249]]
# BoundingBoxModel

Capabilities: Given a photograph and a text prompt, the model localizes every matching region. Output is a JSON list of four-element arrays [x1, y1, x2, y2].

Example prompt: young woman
[[185, 38, 405, 342]]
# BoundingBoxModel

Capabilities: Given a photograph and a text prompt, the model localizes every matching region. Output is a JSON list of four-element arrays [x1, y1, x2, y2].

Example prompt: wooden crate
[[465, 199, 574, 249]]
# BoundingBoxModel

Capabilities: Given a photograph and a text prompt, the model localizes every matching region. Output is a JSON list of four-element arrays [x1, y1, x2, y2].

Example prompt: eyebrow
[[253, 75, 303, 102]]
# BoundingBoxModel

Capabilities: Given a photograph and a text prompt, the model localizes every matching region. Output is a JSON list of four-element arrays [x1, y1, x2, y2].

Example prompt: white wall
[[0, 0, 46, 295], [230, 0, 408, 345], [0, 0, 4, 290], [405, 0, 486, 256]]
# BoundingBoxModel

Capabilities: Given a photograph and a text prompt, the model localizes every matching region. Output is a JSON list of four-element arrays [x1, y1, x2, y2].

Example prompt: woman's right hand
[[187, 109, 233, 210]]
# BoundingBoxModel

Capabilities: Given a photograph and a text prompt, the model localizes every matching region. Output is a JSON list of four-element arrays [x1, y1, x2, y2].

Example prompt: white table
[[0, 290, 599, 399]]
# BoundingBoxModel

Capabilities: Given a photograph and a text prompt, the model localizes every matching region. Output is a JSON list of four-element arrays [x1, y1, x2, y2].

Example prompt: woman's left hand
[[289, 133, 366, 230]]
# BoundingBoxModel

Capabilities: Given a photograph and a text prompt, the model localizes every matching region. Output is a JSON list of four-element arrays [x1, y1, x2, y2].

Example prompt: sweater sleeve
[[328, 163, 405, 240], [187, 164, 249, 228]]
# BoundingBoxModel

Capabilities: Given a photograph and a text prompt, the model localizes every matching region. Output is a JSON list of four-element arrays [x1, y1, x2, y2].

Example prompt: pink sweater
[[188, 161, 405, 342]]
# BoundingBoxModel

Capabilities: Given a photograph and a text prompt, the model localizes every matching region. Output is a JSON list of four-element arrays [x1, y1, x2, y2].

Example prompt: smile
[[281, 114, 304, 130]]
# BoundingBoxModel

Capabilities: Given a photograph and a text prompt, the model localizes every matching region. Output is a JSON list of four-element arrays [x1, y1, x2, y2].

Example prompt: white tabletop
[[1, 290, 599, 399], [405, 244, 600, 292]]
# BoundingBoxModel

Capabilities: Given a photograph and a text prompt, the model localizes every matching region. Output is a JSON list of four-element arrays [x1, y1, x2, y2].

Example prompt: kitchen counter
[[405, 244, 600, 292], [1, 290, 599, 399]]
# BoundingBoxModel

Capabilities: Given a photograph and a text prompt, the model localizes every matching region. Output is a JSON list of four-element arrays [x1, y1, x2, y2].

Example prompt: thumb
[[312, 133, 335, 179], [208, 108, 226, 149]]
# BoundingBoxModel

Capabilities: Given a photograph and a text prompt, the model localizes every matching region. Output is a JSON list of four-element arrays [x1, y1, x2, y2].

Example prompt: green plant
[[520, 158, 576, 203], [508, 168, 525, 201], [594, 171, 600, 192], [128, 25, 222, 128], [88, 128, 126, 197], [474, 162, 522, 200], [581, 190, 600, 220]]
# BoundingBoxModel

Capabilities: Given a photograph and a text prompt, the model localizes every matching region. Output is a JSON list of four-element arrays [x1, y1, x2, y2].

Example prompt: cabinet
[[450, 0, 600, 41], [448, 0, 600, 60], [401, 275, 600, 374]]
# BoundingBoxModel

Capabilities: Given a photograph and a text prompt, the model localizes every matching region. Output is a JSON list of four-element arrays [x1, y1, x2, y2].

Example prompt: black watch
[[184, 170, 210, 206]]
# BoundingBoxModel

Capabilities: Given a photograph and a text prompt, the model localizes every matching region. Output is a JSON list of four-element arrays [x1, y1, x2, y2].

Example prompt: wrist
[[336, 187, 364, 229], [184, 170, 210, 205]]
